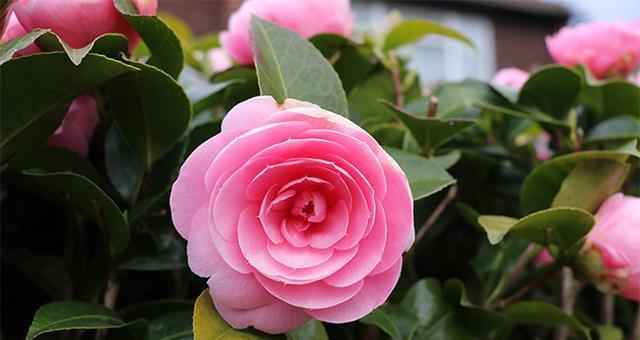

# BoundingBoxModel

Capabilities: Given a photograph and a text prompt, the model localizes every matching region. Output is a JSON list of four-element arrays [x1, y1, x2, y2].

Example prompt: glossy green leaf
[[119, 237, 185, 271], [385, 147, 456, 200], [286, 319, 329, 340], [251, 16, 348, 115], [585, 115, 640, 143], [361, 306, 418, 340], [114, 0, 184, 78], [520, 140, 639, 214], [148, 310, 193, 340], [8, 147, 100, 183], [109, 59, 192, 168], [0, 52, 136, 161], [0, 28, 48, 65], [478, 207, 594, 250], [551, 159, 629, 212], [106, 319, 149, 340], [36, 32, 129, 65], [22, 170, 130, 253], [2, 248, 64, 297], [518, 65, 582, 119], [579, 79, 640, 124], [382, 101, 476, 154], [504, 301, 591, 339], [26, 301, 126, 340], [430, 150, 461, 170], [383, 19, 475, 50], [193, 289, 263, 340], [210, 66, 260, 110], [179, 66, 238, 113], [105, 124, 145, 204]]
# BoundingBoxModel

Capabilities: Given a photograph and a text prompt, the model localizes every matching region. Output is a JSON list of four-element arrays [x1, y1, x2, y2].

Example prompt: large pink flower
[[44, 95, 100, 157], [220, 0, 353, 65], [170, 96, 414, 333], [578, 193, 640, 302], [545, 20, 640, 79], [11, 0, 157, 49], [491, 67, 529, 89]]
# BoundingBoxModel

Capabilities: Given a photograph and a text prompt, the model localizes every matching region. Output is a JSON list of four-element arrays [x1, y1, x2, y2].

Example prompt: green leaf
[[579, 79, 640, 124], [2, 248, 64, 297], [105, 124, 145, 204], [119, 237, 185, 271], [0, 52, 136, 162], [385, 147, 456, 200], [382, 100, 475, 154], [20, 167, 130, 253], [26, 301, 126, 340], [250, 16, 348, 115], [286, 319, 329, 340], [585, 115, 640, 143], [36, 32, 129, 65], [179, 66, 239, 113], [106, 319, 149, 340], [518, 65, 582, 120], [120, 300, 193, 322], [361, 306, 418, 340], [520, 140, 639, 214], [114, 0, 184, 78], [193, 289, 263, 340], [210, 66, 260, 110], [8, 147, 100, 183], [0, 28, 49, 65], [148, 310, 193, 340], [478, 207, 594, 250], [504, 301, 591, 339], [383, 19, 475, 51], [551, 159, 629, 212], [109, 59, 192, 168], [430, 150, 461, 170]]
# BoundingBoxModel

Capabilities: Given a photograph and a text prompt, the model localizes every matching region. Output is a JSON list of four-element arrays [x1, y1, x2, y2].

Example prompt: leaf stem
[[427, 96, 438, 118], [389, 55, 404, 109], [554, 267, 580, 340]]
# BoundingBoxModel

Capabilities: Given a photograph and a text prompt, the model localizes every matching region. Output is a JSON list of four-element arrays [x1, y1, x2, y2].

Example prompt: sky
[[543, 0, 640, 23]]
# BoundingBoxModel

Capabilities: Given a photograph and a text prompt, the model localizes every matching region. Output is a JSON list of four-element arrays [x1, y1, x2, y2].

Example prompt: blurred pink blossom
[[492, 67, 529, 89], [44, 95, 100, 157]]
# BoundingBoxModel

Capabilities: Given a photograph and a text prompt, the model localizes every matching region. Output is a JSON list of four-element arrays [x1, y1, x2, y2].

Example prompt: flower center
[[292, 191, 327, 223]]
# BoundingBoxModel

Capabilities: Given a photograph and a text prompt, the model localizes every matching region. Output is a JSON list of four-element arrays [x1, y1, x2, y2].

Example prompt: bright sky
[[543, 0, 640, 23]]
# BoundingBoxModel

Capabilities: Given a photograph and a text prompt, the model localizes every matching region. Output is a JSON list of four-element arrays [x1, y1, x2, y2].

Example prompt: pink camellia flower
[[170, 96, 414, 333], [11, 0, 157, 49], [534, 131, 552, 162], [207, 48, 233, 73], [533, 248, 554, 267], [491, 67, 529, 89], [0, 11, 41, 55], [220, 0, 353, 65], [545, 20, 640, 79], [44, 95, 100, 157], [577, 193, 640, 302]]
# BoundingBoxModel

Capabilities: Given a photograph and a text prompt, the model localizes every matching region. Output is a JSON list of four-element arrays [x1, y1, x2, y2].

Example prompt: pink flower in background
[[534, 131, 552, 162], [11, 0, 157, 49], [207, 48, 233, 73], [491, 67, 529, 89], [578, 193, 640, 302], [44, 95, 100, 157], [545, 20, 640, 79], [170, 96, 413, 333], [533, 248, 554, 267], [220, 0, 353, 65], [0, 11, 41, 55]]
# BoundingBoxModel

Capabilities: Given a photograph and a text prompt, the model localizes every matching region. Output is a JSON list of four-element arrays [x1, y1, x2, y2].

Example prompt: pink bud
[[11, 0, 157, 49], [44, 95, 100, 157], [491, 67, 529, 89], [545, 20, 640, 80], [577, 193, 640, 302], [533, 248, 554, 267], [220, 0, 353, 65], [534, 132, 552, 162], [0, 11, 41, 55]]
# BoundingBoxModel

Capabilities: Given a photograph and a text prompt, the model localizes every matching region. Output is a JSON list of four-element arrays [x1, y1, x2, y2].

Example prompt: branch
[[413, 185, 458, 248], [554, 268, 583, 340], [493, 266, 558, 310], [601, 294, 614, 326]]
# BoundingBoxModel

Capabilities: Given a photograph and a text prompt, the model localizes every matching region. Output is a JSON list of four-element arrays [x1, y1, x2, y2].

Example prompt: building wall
[[158, 0, 242, 35]]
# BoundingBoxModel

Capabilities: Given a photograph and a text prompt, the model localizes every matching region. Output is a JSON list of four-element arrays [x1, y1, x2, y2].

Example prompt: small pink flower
[[491, 67, 529, 89], [44, 95, 100, 157], [534, 132, 552, 162], [11, 0, 157, 49], [533, 248, 554, 267], [207, 48, 233, 73], [545, 20, 640, 79], [170, 96, 414, 333], [220, 0, 353, 65], [578, 193, 640, 302], [0, 11, 41, 55]]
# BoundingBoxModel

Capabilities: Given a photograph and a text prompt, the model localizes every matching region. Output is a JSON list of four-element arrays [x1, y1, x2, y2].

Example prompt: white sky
[[543, 0, 640, 23]]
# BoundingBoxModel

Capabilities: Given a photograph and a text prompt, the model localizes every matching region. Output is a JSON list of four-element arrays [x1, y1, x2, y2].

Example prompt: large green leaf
[[0, 52, 137, 161], [520, 140, 639, 214], [518, 65, 582, 120], [179, 65, 239, 113], [26, 301, 126, 340], [0, 28, 49, 65], [383, 19, 474, 50], [109, 59, 192, 168], [148, 310, 193, 340], [362, 279, 508, 340], [584, 115, 640, 143], [477, 207, 594, 250], [504, 301, 591, 339], [105, 124, 145, 204], [551, 159, 629, 212], [36, 32, 129, 65], [192, 289, 263, 340], [383, 101, 476, 154], [250, 16, 348, 115], [113, 0, 184, 78], [286, 320, 329, 340], [579, 79, 640, 124], [385, 147, 456, 201]]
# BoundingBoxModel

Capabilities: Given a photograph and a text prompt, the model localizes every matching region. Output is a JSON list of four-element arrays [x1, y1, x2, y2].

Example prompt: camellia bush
[[1, 0, 639, 339]]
